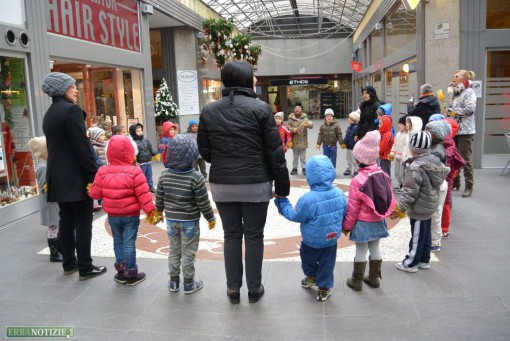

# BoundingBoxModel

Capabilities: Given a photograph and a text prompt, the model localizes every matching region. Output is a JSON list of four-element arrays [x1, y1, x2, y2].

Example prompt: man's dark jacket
[[407, 94, 441, 130]]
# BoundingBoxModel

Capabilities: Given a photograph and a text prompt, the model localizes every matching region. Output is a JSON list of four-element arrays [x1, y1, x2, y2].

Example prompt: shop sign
[[177, 70, 200, 116], [351, 61, 362, 72], [47, 0, 140, 52], [270, 78, 328, 86]]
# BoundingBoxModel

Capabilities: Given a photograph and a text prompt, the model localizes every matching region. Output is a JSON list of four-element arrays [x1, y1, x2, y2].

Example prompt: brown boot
[[363, 258, 382, 288], [346, 261, 367, 291], [462, 184, 473, 198]]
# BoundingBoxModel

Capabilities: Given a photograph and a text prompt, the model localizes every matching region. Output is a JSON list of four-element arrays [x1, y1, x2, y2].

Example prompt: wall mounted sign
[[177, 70, 200, 116], [351, 61, 362, 72], [270, 78, 328, 86]]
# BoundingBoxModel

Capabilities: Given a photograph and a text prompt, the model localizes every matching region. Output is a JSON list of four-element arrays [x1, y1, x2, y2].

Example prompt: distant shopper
[[42, 72, 106, 280], [89, 135, 157, 286], [289, 103, 314, 175], [275, 155, 347, 301], [316, 108, 343, 169], [407, 84, 441, 129], [355, 86, 382, 141], [28, 136, 62, 263]]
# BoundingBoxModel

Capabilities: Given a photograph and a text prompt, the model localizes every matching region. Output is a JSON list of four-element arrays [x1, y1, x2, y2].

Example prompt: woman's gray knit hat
[[166, 134, 199, 170], [42, 72, 76, 97]]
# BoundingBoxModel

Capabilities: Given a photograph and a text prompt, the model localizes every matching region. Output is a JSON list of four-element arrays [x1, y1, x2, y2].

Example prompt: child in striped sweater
[[155, 134, 216, 294]]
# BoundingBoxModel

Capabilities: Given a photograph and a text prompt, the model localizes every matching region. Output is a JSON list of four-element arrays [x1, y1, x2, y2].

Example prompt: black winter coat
[[356, 97, 382, 140], [407, 94, 441, 130], [42, 96, 98, 202], [129, 124, 156, 163], [197, 87, 290, 197]]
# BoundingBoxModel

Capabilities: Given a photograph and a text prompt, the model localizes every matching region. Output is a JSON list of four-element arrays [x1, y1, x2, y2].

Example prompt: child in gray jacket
[[390, 131, 449, 272]]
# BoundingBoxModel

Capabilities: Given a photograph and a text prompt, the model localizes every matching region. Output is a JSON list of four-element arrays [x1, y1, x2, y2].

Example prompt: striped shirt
[[155, 169, 215, 222]]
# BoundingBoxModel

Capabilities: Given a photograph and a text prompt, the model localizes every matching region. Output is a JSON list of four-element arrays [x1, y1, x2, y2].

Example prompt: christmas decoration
[[155, 78, 179, 121], [0, 57, 14, 128]]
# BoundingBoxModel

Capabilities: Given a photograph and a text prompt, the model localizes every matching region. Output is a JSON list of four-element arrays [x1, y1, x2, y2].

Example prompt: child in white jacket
[[389, 116, 408, 193]]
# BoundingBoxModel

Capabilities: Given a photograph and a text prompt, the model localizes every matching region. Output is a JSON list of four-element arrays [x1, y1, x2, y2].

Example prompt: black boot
[[124, 266, 146, 286], [290, 168, 298, 175], [302, 168, 306, 176], [48, 238, 63, 262], [114, 261, 127, 284]]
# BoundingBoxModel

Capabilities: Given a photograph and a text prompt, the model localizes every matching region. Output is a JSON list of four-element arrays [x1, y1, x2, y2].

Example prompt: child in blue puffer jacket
[[274, 155, 347, 302]]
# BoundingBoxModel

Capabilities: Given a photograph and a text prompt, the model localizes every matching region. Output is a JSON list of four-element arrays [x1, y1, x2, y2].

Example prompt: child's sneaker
[[430, 245, 441, 252], [168, 278, 180, 292], [352, 171, 359, 177], [343, 169, 352, 176], [442, 232, 450, 239], [418, 262, 431, 269], [395, 262, 418, 273], [300, 276, 316, 288], [183, 279, 203, 294], [317, 288, 331, 301]]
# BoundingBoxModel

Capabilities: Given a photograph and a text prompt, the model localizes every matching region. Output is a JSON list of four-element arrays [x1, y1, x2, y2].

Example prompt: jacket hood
[[129, 123, 143, 140], [378, 103, 392, 116], [305, 155, 336, 191], [107, 135, 135, 165], [162, 121, 177, 138], [379, 116, 393, 135], [166, 134, 198, 170], [408, 116, 423, 133], [221, 86, 257, 98]]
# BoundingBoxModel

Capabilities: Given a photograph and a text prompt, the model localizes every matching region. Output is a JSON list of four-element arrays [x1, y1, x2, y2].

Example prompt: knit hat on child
[[426, 120, 451, 142], [274, 112, 284, 120], [409, 131, 432, 154], [89, 127, 105, 141], [398, 115, 407, 125], [188, 119, 198, 128], [429, 113, 445, 121], [353, 130, 381, 165], [324, 108, 334, 117], [166, 134, 199, 170], [348, 110, 360, 123], [42, 72, 76, 97], [28, 136, 48, 161]]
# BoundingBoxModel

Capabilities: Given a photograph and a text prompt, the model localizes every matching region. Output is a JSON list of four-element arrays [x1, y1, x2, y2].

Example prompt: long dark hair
[[221, 61, 253, 88]]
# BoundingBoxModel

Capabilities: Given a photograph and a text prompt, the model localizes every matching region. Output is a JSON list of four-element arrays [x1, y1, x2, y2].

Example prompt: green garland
[[0, 57, 14, 128]]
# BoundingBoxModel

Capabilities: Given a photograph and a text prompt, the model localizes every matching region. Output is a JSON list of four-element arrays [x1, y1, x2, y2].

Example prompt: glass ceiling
[[201, 0, 372, 39]]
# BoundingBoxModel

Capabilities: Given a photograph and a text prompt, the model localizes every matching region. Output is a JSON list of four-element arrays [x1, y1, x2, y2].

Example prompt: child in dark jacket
[[342, 130, 395, 291], [342, 110, 359, 176], [89, 135, 158, 286], [274, 155, 347, 301], [129, 123, 159, 193], [316, 108, 344, 169]]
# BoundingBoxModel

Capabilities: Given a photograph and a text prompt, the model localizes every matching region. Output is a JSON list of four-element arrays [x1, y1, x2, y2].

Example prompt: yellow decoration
[[208, 220, 216, 230], [146, 210, 163, 225], [437, 89, 447, 110], [393, 205, 407, 219], [152, 154, 161, 162], [42, 183, 48, 193], [86, 183, 92, 194], [340, 143, 346, 150]]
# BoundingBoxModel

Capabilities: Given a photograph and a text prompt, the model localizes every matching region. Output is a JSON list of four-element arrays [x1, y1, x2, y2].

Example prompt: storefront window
[[150, 30, 163, 68], [385, 4, 417, 56], [52, 62, 143, 134], [370, 29, 382, 64], [384, 59, 417, 115], [200, 79, 221, 107], [484, 50, 510, 167], [0, 56, 37, 208], [487, 0, 510, 29], [371, 73, 382, 98]]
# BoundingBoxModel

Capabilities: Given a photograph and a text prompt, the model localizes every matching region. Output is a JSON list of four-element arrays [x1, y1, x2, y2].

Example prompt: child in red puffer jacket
[[89, 135, 158, 286]]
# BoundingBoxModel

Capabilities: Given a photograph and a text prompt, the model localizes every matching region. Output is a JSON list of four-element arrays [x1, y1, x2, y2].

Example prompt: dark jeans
[[300, 242, 337, 289], [454, 134, 474, 187], [322, 145, 338, 169], [58, 198, 94, 272], [403, 218, 431, 268], [216, 201, 269, 291]]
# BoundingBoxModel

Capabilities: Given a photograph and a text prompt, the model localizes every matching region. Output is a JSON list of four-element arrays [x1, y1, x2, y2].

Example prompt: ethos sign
[[270, 78, 328, 86], [47, 0, 140, 52]]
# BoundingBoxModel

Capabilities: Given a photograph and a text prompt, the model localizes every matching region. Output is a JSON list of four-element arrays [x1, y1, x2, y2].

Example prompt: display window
[[201, 79, 221, 106], [0, 56, 37, 208], [51, 61, 144, 135]]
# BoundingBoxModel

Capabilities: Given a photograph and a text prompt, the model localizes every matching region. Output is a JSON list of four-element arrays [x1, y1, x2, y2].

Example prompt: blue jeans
[[300, 242, 337, 289], [322, 145, 338, 168], [108, 216, 140, 269], [140, 163, 154, 186]]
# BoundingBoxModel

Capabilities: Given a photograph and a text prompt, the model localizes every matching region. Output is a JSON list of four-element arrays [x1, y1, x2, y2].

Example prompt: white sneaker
[[395, 262, 418, 273], [418, 262, 431, 269]]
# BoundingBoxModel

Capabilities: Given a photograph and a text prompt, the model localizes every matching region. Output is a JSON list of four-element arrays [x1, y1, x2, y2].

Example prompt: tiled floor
[[1, 120, 510, 340]]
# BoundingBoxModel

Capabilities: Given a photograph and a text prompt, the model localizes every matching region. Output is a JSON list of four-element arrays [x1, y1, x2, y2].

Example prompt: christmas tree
[[155, 78, 179, 121]]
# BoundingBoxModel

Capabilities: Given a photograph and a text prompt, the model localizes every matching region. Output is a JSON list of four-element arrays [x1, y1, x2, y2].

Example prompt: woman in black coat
[[42, 72, 106, 280], [355, 86, 382, 141], [198, 61, 290, 304]]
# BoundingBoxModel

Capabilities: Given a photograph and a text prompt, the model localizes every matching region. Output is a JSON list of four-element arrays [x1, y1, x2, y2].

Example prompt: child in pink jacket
[[342, 130, 396, 291]]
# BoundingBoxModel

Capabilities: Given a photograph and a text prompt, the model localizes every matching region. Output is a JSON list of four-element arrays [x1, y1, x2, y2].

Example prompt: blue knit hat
[[42, 72, 76, 97], [429, 113, 445, 121], [188, 119, 198, 128], [166, 134, 198, 170]]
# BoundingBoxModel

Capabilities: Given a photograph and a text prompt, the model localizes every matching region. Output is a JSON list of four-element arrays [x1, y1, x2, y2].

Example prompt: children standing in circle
[[158, 121, 178, 168], [28, 136, 62, 262], [341, 110, 360, 177], [342, 130, 396, 291], [389, 116, 408, 193], [316, 108, 344, 169], [129, 123, 159, 193], [88, 135, 158, 286], [156, 135, 216, 294], [274, 155, 347, 301]]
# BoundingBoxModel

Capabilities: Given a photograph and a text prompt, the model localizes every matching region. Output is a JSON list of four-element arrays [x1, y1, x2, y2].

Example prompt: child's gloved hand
[[340, 143, 346, 150], [208, 220, 216, 230], [389, 205, 406, 220], [342, 229, 350, 236], [146, 210, 163, 225], [152, 154, 161, 161], [388, 153, 395, 161]]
